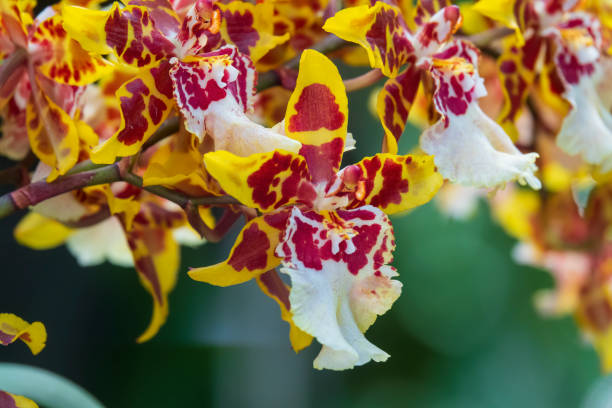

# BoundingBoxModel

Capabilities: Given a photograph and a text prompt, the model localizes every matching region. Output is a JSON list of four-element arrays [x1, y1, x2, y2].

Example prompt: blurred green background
[[0, 62, 608, 408]]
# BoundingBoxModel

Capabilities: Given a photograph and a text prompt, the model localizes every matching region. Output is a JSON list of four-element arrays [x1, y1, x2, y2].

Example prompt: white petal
[[556, 69, 612, 172], [278, 206, 400, 370], [420, 103, 541, 189], [66, 217, 133, 267]]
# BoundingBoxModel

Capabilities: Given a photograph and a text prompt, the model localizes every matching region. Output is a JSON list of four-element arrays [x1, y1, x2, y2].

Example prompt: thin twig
[[344, 69, 383, 92]]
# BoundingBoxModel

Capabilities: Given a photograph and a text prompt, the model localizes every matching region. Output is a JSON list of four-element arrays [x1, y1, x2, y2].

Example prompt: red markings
[[382, 65, 420, 142], [0, 391, 18, 408], [370, 158, 409, 209], [223, 9, 260, 54], [134, 254, 164, 304], [365, 8, 403, 73], [299, 137, 344, 184], [228, 223, 270, 271], [105, 7, 129, 56], [291, 217, 323, 270], [288, 84, 345, 132], [172, 62, 227, 112], [148, 95, 166, 124], [116, 78, 150, 145]]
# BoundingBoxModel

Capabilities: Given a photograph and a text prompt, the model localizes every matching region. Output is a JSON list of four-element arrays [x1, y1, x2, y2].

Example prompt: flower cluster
[[1, 0, 612, 379]]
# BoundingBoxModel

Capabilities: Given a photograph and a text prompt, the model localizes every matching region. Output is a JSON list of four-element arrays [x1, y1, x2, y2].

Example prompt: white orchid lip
[[277, 206, 401, 370]]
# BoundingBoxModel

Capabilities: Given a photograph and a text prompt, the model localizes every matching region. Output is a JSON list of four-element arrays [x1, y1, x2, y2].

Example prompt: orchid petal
[[348, 153, 443, 214], [0, 313, 47, 355], [285, 50, 348, 183], [256, 270, 313, 352], [91, 59, 174, 164], [189, 210, 290, 286], [0, 392, 39, 408], [277, 206, 400, 370], [203, 150, 316, 212], [323, 3, 412, 77]]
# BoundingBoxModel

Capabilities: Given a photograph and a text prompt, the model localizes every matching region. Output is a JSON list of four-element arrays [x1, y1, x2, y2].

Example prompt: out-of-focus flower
[[0, 0, 110, 179], [0, 313, 46, 355], [324, 1, 541, 189], [474, 0, 612, 172]]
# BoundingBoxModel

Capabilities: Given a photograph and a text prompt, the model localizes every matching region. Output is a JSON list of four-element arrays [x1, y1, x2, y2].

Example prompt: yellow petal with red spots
[[414, 0, 452, 25], [26, 91, 79, 181], [218, 1, 290, 64], [143, 134, 222, 197], [62, 3, 175, 68], [348, 154, 443, 214], [203, 150, 316, 212], [14, 212, 72, 250], [32, 15, 112, 86], [285, 50, 348, 182], [0, 392, 39, 408], [496, 36, 545, 141], [122, 202, 183, 342], [91, 60, 175, 164], [256, 270, 313, 352], [0, 313, 47, 355], [189, 211, 290, 286], [323, 3, 412, 77], [376, 65, 421, 154]]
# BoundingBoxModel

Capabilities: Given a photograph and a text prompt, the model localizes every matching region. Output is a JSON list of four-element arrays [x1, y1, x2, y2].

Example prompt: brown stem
[[0, 160, 239, 220], [184, 204, 241, 242], [344, 69, 383, 92]]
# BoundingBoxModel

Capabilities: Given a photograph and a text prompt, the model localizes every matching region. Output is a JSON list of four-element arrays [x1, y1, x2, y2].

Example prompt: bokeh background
[[1, 59, 609, 407]]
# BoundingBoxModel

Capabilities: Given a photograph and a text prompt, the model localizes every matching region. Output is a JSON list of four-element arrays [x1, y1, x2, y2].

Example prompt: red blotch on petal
[[288, 83, 344, 132], [228, 223, 270, 271]]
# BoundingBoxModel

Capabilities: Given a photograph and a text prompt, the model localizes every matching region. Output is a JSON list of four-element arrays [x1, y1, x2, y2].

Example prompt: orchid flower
[[188, 50, 443, 370], [323, 0, 541, 189], [474, 0, 612, 172], [62, 0, 300, 165]]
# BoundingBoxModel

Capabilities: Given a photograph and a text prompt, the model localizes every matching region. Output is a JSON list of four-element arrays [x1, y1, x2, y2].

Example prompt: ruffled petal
[[256, 269, 313, 352], [189, 210, 290, 286], [421, 56, 541, 189], [556, 66, 612, 172], [0, 313, 47, 355], [277, 206, 400, 370]]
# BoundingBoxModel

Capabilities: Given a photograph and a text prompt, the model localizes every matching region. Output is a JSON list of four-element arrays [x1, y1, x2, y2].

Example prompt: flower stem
[[343, 69, 383, 92]]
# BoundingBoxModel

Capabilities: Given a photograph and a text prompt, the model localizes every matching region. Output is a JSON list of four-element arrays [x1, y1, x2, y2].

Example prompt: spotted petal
[[277, 206, 401, 370], [285, 50, 348, 183], [91, 60, 174, 164], [376, 64, 420, 154], [62, 3, 175, 68], [0, 313, 47, 355], [346, 153, 443, 214], [189, 210, 291, 286], [31, 14, 112, 86], [203, 150, 316, 212], [323, 3, 413, 77], [218, 1, 290, 63]]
